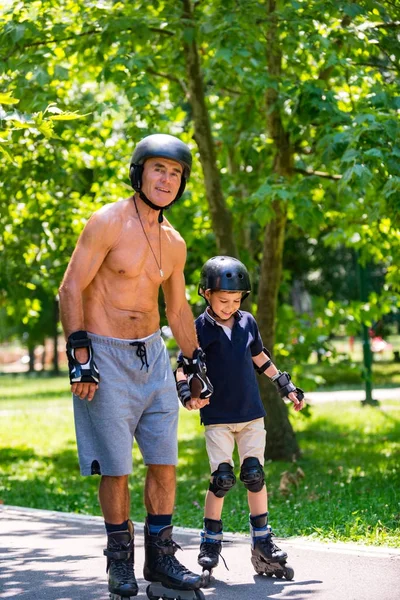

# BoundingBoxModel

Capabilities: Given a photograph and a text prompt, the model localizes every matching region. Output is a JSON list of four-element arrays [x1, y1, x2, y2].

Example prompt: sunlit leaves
[[0, 0, 399, 350]]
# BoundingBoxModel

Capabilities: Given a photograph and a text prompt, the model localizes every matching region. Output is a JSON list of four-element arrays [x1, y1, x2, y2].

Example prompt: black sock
[[105, 520, 129, 534], [147, 513, 172, 534]]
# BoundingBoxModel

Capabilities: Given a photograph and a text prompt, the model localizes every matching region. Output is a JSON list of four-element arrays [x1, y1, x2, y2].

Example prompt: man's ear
[[130, 164, 143, 191]]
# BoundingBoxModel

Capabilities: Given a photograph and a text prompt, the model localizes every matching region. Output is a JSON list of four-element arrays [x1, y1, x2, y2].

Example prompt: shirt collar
[[204, 307, 242, 326]]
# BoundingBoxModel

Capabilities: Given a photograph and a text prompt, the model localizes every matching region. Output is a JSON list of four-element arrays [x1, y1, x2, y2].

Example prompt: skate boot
[[197, 518, 225, 585], [250, 513, 294, 581], [103, 520, 138, 599], [143, 520, 205, 600]]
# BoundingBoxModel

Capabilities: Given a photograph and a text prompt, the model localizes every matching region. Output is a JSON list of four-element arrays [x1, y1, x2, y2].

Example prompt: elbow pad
[[254, 347, 272, 375]]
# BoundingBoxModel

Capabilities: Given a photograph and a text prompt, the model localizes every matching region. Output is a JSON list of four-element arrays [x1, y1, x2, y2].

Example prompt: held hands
[[175, 367, 210, 411], [182, 348, 214, 400]]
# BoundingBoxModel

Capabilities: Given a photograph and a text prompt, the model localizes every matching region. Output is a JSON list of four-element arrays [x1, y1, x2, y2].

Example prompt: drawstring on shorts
[[130, 341, 150, 371]]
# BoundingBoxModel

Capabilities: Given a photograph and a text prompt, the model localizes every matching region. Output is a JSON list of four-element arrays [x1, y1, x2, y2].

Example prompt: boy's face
[[205, 290, 242, 320]]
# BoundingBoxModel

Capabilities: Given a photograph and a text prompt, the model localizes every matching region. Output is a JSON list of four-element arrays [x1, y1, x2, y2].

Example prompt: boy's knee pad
[[240, 457, 265, 492], [209, 463, 236, 498]]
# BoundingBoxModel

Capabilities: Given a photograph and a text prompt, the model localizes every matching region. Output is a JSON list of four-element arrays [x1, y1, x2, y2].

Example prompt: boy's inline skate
[[197, 518, 225, 586], [103, 521, 139, 599], [143, 520, 205, 600], [250, 514, 294, 581]]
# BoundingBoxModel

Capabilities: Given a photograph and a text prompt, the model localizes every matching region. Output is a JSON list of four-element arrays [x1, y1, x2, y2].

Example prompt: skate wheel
[[201, 569, 212, 588], [275, 571, 284, 579], [195, 591, 206, 600], [284, 566, 294, 581], [146, 584, 160, 600], [266, 573, 273, 577]]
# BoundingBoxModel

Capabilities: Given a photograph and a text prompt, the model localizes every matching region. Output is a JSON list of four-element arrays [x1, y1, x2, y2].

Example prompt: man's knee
[[147, 464, 176, 476], [209, 463, 236, 498], [240, 457, 265, 493]]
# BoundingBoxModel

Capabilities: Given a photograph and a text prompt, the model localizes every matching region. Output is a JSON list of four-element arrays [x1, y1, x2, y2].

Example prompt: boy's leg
[[236, 420, 288, 566], [199, 424, 236, 572]]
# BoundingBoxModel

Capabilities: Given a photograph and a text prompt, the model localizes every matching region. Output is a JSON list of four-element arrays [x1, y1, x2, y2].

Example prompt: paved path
[[1, 506, 399, 600], [305, 387, 400, 404]]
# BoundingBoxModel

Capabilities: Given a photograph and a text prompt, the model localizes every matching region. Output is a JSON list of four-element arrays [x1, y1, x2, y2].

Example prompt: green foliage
[[0, 375, 399, 546], [1, 0, 399, 364]]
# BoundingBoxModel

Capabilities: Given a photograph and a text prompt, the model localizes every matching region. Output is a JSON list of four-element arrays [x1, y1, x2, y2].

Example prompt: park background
[[0, 0, 399, 547]]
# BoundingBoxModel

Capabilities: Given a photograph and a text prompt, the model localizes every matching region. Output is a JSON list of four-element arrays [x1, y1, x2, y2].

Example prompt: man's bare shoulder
[[162, 217, 187, 249], [92, 198, 131, 221], [84, 199, 131, 238]]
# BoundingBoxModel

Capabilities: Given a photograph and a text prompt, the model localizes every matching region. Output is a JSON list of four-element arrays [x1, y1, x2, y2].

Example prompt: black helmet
[[199, 256, 251, 301], [129, 133, 192, 200]]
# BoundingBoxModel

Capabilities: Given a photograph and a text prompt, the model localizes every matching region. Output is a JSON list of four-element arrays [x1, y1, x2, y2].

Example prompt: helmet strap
[[138, 191, 171, 223]]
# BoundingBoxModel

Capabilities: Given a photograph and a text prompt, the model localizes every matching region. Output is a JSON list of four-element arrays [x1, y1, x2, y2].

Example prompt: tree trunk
[[257, 0, 300, 460], [28, 345, 35, 373], [181, 0, 238, 257]]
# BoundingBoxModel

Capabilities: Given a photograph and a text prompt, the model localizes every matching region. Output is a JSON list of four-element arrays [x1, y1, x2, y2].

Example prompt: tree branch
[[354, 61, 398, 72], [145, 68, 188, 95], [3, 26, 174, 60], [295, 167, 342, 180], [366, 21, 400, 29]]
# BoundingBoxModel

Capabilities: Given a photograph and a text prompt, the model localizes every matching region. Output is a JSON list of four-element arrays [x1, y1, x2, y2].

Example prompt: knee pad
[[240, 457, 265, 493], [209, 463, 236, 498]]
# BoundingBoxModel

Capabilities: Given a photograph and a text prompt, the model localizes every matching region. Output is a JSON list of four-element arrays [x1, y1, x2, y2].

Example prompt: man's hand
[[67, 331, 100, 401], [175, 367, 210, 411], [182, 348, 213, 400]]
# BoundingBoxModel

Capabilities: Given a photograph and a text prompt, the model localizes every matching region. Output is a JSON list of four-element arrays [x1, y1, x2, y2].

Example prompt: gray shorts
[[73, 331, 179, 476]]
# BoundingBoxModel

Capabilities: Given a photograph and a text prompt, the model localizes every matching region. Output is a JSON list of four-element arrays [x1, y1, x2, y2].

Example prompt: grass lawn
[[0, 375, 399, 547]]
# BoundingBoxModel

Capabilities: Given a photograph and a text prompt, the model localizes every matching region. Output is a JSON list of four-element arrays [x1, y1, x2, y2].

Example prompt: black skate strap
[[103, 548, 132, 560]]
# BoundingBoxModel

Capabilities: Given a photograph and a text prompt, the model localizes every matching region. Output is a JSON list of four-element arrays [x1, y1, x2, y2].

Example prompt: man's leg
[[99, 475, 130, 522], [144, 464, 176, 514], [100, 475, 138, 598], [143, 464, 203, 590]]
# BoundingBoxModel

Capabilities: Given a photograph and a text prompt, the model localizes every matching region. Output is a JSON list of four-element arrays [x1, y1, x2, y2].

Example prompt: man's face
[[141, 157, 183, 206]]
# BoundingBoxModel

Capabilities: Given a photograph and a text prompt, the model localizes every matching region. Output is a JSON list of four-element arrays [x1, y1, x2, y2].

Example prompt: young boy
[[176, 256, 305, 580]]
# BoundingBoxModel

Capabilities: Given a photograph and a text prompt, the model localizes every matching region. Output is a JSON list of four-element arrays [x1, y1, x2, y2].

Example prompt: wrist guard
[[176, 380, 192, 406], [254, 347, 272, 374], [182, 348, 213, 400], [66, 330, 100, 385], [272, 371, 304, 401]]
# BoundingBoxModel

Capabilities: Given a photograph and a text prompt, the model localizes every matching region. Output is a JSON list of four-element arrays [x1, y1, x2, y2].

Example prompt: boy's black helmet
[[199, 256, 251, 301], [129, 134, 192, 200]]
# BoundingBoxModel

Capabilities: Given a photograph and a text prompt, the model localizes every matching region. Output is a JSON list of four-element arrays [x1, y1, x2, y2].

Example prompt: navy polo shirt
[[193, 309, 267, 426]]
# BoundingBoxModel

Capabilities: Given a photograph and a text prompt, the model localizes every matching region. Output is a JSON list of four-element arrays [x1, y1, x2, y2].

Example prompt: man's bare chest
[[102, 228, 173, 283]]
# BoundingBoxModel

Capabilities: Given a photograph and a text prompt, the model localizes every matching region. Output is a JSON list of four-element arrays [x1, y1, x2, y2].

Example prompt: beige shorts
[[204, 418, 266, 473]]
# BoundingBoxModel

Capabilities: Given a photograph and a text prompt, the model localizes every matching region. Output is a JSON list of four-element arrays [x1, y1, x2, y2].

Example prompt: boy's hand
[[185, 398, 211, 411], [288, 391, 305, 412]]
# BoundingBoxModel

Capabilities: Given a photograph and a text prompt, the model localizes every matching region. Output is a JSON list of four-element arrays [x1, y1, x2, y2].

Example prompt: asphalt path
[[1, 506, 399, 600]]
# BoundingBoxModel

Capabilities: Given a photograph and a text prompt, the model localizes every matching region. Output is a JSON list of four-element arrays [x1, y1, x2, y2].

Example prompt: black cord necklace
[[133, 196, 163, 278]]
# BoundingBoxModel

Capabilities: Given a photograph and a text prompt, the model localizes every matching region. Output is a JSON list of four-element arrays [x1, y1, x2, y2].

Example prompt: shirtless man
[[59, 134, 213, 598]]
